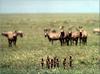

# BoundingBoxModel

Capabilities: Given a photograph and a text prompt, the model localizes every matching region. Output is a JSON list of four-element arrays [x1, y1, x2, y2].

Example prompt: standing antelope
[[78, 27, 88, 45], [1, 30, 23, 47], [44, 28, 63, 45]]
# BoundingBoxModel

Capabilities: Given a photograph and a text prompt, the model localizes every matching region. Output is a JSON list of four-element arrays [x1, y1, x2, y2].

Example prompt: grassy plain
[[0, 13, 100, 74]]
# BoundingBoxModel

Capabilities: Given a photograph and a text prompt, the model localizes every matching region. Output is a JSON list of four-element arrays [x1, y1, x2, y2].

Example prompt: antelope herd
[[44, 26, 88, 46], [1, 26, 99, 47]]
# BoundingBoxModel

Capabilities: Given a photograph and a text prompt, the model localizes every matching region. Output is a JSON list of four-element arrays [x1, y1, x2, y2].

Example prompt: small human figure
[[46, 56, 51, 69], [63, 58, 67, 69], [50, 59, 54, 69], [41, 58, 44, 69], [54, 56, 57, 68], [56, 58, 60, 68], [69, 56, 73, 68]]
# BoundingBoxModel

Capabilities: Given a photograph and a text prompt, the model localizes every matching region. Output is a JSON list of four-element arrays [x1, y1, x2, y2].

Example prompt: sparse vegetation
[[0, 13, 99, 74]]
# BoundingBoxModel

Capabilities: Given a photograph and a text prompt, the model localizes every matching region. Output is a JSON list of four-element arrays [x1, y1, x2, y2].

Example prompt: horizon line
[[0, 11, 99, 14]]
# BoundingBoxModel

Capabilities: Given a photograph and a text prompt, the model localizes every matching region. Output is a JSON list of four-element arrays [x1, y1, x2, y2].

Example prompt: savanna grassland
[[0, 13, 100, 74]]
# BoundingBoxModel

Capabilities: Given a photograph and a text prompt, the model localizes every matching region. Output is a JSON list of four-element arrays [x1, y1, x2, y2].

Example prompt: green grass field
[[0, 13, 100, 74]]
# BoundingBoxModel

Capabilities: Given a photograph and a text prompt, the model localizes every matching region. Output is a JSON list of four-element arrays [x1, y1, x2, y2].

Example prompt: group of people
[[40, 56, 73, 69]]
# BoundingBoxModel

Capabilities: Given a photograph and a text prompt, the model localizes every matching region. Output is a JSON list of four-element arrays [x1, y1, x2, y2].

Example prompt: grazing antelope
[[1, 30, 23, 47], [93, 28, 100, 34]]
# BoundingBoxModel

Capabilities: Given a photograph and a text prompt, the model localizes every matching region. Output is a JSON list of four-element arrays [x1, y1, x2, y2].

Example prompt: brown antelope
[[93, 28, 100, 34], [59, 26, 71, 45], [67, 26, 80, 46], [71, 31, 80, 45], [44, 28, 72, 46], [44, 28, 64, 45], [1, 30, 23, 47], [67, 26, 77, 45], [77, 27, 88, 45], [81, 30, 88, 45]]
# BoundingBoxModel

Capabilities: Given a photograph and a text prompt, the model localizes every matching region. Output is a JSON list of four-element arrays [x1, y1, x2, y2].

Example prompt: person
[[63, 58, 67, 69], [56, 58, 60, 68], [46, 56, 51, 69], [69, 56, 73, 68], [54, 56, 57, 68], [51, 59, 54, 68], [41, 58, 44, 69]]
